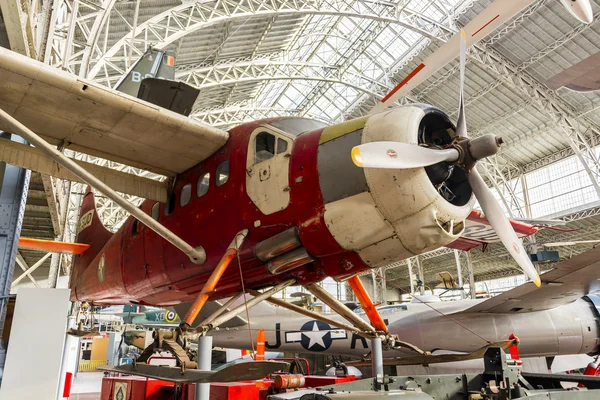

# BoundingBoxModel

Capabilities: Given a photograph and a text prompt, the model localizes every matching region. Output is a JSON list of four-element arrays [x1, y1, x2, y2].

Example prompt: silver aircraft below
[[208, 246, 600, 361]]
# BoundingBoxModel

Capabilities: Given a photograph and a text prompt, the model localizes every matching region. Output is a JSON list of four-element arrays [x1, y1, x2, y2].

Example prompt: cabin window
[[132, 219, 138, 237], [255, 132, 275, 164], [180, 183, 192, 207], [277, 138, 288, 154], [165, 192, 176, 216], [197, 172, 210, 197], [216, 160, 229, 187], [151, 202, 160, 220]]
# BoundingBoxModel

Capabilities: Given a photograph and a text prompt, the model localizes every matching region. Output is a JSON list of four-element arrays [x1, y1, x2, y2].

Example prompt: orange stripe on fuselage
[[381, 63, 426, 103], [472, 15, 500, 37], [18, 237, 91, 254]]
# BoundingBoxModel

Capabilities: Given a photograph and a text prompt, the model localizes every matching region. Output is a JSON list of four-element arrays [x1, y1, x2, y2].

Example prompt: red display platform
[[101, 376, 177, 400], [201, 382, 259, 400], [101, 374, 356, 399], [101, 376, 261, 400]]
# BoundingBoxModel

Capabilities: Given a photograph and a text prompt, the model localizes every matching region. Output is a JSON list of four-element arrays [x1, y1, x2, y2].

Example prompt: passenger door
[[246, 127, 293, 215]]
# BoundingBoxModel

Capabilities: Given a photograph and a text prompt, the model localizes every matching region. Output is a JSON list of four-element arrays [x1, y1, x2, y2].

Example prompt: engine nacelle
[[317, 105, 474, 269]]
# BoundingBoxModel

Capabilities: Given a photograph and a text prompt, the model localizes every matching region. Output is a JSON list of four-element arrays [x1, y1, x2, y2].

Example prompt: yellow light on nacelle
[[351, 146, 363, 167], [533, 276, 541, 288]]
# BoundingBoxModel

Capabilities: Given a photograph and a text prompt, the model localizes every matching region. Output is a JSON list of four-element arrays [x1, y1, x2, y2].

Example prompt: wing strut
[[305, 283, 376, 333], [306, 279, 427, 357], [347, 275, 388, 332], [183, 229, 248, 326], [0, 107, 206, 264], [248, 288, 377, 340]]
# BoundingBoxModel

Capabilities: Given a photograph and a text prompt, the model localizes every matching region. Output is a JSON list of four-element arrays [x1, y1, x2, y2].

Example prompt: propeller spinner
[[351, 31, 541, 288]]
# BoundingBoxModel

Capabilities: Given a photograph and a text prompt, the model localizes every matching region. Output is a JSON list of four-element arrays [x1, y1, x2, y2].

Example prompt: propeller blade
[[456, 30, 467, 138], [351, 142, 459, 169], [467, 169, 541, 287]]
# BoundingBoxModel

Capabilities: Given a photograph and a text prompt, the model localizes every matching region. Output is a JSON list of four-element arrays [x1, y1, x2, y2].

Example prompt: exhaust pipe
[[255, 227, 301, 261], [267, 247, 314, 275]]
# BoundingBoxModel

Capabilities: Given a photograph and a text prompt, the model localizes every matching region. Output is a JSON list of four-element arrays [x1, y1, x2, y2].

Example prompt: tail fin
[[69, 188, 113, 293], [114, 48, 175, 97], [114, 48, 199, 116]]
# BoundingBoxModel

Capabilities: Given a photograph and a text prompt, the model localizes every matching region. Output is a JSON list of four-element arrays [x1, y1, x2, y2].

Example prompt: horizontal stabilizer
[[98, 361, 288, 383], [19, 237, 90, 254], [138, 78, 200, 116]]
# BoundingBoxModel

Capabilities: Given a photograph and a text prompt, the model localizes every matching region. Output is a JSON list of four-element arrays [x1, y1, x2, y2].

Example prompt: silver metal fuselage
[[209, 298, 600, 358]]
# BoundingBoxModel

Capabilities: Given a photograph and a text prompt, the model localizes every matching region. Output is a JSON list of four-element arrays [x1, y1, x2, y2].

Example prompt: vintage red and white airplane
[[0, 0, 592, 380]]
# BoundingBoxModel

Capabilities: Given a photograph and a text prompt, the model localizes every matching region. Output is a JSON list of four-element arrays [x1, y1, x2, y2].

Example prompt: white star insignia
[[303, 321, 327, 349]]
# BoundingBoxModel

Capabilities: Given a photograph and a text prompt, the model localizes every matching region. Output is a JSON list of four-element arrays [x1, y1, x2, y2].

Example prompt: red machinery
[[100, 357, 358, 400]]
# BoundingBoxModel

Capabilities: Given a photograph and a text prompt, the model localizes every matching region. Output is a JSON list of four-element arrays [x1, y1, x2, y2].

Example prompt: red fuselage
[[71, 117, 371, 305]]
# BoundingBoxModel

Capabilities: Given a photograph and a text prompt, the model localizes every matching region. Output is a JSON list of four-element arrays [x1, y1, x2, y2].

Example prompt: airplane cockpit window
[[255, 132, 275, 164], [197, 172, 210, 197], [151, 202, 160, 220], [165, 192, 175, 216], [277, 138, 288, 154], [180, 183, 192, 207], [216, 160, 229, 187]]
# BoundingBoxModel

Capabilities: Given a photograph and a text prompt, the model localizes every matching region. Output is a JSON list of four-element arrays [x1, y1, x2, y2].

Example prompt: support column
[[453, 250, 465, 299], [48, 179, 71, 289], [464, 251, 476, 299], [380, 268, 387, 305], [47, 251, 60, 288], [0, 133, 30, 336], [371, 336, 383, 391], [407, 259, 415, 295], [370, 271, 377, 302], [415, 256, 424, 295], [195, 335, 213, 400]]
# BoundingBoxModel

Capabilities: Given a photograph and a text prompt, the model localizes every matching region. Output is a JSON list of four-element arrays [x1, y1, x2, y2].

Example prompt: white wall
[[0, 288, 70, 400]]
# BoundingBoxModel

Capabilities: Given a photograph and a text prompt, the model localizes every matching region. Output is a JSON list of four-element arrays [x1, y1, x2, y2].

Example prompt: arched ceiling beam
[[87, 0, 456, 82], [175, 59, 390, 97], [46, 0, 117, 76]]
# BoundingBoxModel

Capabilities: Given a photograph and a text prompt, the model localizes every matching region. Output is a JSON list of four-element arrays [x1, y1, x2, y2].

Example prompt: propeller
[[351, 142, 459, 169], [352, 31, 541, 288]]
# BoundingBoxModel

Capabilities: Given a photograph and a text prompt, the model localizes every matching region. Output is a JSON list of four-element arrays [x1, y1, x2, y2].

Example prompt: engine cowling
[[317, 105, 474, 269]]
